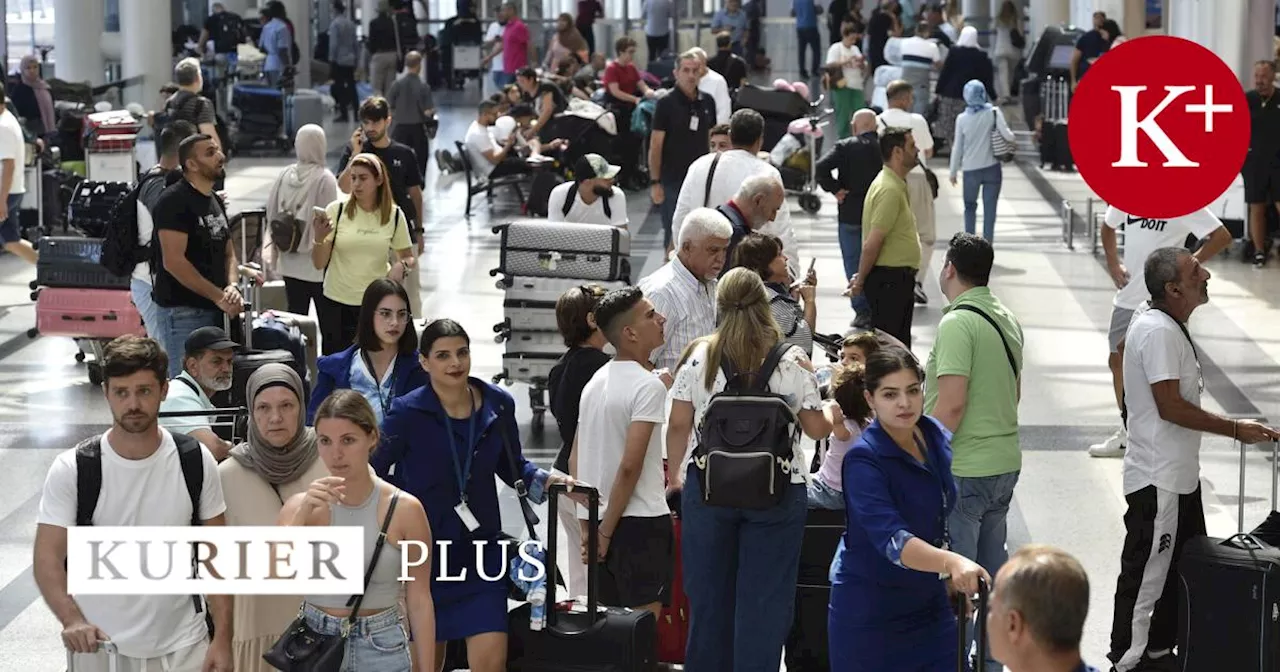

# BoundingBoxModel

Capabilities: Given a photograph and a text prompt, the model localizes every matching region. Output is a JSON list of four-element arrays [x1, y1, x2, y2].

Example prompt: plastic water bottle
[[528, 584, 547, 631]]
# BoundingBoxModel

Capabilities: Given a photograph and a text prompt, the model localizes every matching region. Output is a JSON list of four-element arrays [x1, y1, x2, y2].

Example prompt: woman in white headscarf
[[932, 25, 994, 151], [264, 123, 338, 315]]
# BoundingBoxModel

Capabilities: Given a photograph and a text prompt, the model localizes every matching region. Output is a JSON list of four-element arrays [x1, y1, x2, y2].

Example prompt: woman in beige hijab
[[217, 363, 330, 671], [264, 123, 338, 315]]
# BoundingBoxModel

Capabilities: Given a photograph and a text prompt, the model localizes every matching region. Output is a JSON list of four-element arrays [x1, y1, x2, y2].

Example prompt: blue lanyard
[[917, 429, 951, 549], [445, 391, 478, 504], [362, 350, 399, 418]]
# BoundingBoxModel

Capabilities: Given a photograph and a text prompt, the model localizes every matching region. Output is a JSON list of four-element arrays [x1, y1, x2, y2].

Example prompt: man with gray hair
[[687, 46, 731, 124], [988, 544, 1104, 672], [719, 172, 784, 274], [1107, 247, 1280, 672], [638, 207, 732, 372], [161, 58, 219, 150]]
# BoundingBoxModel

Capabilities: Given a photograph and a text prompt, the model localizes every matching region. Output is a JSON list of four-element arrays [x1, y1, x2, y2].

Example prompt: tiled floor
[[1, 91, 1278, 670]]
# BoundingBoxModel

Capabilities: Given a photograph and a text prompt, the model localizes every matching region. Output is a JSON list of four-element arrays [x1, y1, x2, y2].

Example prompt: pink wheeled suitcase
[[34, 288, 145, 339]]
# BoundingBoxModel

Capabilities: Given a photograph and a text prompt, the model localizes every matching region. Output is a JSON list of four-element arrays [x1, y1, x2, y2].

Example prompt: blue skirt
[[433, 581, 510, 642], [827, 588, 958, 671]]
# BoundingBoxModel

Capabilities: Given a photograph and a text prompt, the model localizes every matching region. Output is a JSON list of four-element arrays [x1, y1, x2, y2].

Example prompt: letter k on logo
[[1068, 36, 1251, 219]]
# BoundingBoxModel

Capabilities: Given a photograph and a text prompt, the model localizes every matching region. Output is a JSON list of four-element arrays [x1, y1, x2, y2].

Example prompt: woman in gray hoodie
[[264, 123, 339, 315]]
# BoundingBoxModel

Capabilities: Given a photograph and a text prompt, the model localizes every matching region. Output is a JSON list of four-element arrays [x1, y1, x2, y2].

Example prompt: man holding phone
[[335, 97, 426, 314]]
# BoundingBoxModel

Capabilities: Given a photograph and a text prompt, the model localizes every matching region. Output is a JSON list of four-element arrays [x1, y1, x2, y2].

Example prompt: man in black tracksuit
[[815, 108, 881, 322]]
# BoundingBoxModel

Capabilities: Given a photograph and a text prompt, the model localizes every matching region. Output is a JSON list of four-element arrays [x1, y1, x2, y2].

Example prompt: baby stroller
[[736, 85, 829, 213]]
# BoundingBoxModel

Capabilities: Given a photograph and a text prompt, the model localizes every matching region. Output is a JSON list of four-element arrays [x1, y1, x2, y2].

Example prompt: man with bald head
[[816, 107, 882, 321]]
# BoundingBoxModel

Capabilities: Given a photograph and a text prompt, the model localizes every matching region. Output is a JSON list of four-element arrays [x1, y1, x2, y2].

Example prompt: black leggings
[[316, 293, 362, 356], [283, 277, 324, 316]]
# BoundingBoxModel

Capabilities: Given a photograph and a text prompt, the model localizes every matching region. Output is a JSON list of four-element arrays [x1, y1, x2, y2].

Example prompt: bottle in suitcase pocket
[[507, 484, 658, 672], [35, 287, 145, 338], [1177, 440, 1280, 672], [493, 220, 631, 282], [35, 236, 130, 290]]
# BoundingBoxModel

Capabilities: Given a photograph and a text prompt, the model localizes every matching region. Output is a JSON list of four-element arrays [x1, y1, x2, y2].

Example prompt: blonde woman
[[218, 364, 330, 670], [311, 153, 415, 356], [665, 267, 832, 671], [279, 389, 436, 671]]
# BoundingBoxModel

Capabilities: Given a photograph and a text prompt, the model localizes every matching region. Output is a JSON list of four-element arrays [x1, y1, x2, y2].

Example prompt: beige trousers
[[906, 169, 937, 284], [68, 639, 208, 672]]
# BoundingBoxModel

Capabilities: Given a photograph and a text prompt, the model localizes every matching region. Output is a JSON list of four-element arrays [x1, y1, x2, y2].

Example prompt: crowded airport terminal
[[2, 0, 1280, 670]]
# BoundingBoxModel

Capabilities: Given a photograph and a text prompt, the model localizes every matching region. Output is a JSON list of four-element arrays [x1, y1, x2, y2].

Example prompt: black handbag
[[262, 491, 400, 671]]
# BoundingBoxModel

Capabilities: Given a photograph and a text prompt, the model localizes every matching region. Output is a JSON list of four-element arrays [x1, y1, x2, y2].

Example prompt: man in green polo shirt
[[925, 232, 1024, 672], [845, 126, 921, 346]]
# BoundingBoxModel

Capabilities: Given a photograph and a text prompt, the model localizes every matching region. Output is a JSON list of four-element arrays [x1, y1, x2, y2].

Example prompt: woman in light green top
[[311, 153, 415, 356]]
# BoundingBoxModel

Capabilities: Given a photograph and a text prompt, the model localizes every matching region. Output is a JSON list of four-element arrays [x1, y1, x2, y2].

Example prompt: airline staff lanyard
[[362, 351, 399, 418], [918, 430, 951, 552], [446, 391, 481, 532]]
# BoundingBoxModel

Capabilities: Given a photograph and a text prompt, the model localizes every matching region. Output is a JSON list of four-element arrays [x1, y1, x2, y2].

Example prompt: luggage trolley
[[451, 41, 483, 88], [82, 110, 142, 184]]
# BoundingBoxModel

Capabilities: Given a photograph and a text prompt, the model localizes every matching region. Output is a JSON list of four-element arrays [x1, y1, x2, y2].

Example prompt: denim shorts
[[302, 602, 411, 672]]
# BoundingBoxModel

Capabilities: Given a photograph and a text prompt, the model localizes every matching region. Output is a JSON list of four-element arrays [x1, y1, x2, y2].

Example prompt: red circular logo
[[1068, 36, 1251, 219]]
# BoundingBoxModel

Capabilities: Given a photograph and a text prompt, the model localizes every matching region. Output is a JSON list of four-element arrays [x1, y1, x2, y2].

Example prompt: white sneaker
[[1089, 428, 1127, 457]]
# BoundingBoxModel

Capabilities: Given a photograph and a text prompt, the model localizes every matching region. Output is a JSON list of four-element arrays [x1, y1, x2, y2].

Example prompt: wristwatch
[[650, 178, 661, 186]]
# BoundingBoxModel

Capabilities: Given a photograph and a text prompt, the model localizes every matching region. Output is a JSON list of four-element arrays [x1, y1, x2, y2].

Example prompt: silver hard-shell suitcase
[[503, 330, 568, 356], [498, 300, 559, 334], [501, 353, 560, 382], [497, 275, 629, 303], [491, 220, 631, 282]]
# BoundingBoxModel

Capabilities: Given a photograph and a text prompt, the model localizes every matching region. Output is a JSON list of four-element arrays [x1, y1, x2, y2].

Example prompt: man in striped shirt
[[639, 208, 732, 372]]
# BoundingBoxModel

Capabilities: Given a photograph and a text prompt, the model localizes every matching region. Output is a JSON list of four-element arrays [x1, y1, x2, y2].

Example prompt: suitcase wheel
[[26, 327, 37, 339], [489, 268, 500, 277]]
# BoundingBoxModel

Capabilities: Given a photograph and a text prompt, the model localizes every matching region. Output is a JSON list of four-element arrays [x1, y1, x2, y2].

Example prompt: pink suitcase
[[35, 288, 145, 339]]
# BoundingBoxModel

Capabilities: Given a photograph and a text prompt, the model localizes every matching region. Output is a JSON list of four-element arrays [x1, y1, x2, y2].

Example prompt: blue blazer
[[306, 344, 429, 424], [372, 377, 547, 601], [831, 415, 958, 628]]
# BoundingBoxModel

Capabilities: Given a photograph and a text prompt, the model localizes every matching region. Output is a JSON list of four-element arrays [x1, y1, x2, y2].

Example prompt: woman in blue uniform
[[372, 318, 577, 672], [308, 278, 429, 426], [830, 345, 990, 671]]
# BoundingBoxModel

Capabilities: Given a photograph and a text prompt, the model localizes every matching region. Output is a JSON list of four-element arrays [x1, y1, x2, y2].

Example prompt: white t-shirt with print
[[576, 360, 671, 519], [464, 120, 499, 179], [36, 428, 227, 659], [826, 42, 864, 91], [1121, 308, 1203, 495], [548, 181, 629, 229], [669, 341, 822, 485], [0, 108, 26, 194], [1104, 206, 1223, 310]]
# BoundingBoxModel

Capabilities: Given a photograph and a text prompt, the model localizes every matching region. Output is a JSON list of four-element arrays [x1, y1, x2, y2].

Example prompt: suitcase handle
[[1236, 439, 1280, 535], [545, 482, 600, 631], [954, 576, 989, 672], [68, 641, 118, 672]]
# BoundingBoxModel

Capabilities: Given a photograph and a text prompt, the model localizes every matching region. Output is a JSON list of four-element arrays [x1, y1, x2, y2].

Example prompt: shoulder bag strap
[[1155, 307, 1199, 364], [951, 304, 1019, 377], [344, 489, 400, 616], [562, 186, 576, 218], [495, 404, 540, 541], [173, 375, 201, 396], [324, 202, 343, 277], [754, 342, 791, 391], [704, 152, 723, 207]]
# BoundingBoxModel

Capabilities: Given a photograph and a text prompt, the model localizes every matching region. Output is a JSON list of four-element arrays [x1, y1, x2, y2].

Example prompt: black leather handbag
[[262, 491, 400, 671]]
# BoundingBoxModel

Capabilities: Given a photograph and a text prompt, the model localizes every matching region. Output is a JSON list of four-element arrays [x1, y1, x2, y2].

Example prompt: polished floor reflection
[[1, 95, 1279, 670]]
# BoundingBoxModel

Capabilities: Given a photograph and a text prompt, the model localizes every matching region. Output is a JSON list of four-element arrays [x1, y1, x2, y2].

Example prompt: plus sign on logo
[[1068, 36, 1251, 219]]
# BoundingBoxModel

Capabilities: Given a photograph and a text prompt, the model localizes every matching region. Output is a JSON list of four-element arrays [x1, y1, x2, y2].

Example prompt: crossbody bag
[[951, 304, 1020, 378], [262, 490, 400, 672]]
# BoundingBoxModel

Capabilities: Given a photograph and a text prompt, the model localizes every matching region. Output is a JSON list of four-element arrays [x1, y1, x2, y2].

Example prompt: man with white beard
[[159, 326, 237, 461]]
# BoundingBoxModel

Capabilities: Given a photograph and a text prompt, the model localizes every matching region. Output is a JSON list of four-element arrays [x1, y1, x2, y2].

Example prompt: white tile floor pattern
[[1, 103, 1279, 671]]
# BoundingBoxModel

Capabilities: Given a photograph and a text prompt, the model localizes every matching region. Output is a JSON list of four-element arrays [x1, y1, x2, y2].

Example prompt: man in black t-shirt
[[150, 134, 242, 377], [1245, 60, 1280, 267], [199, 3, 245, 59], [1070, 12, 1108, 88], [336, 96, 426, 314], [649, 52, 717, 254]]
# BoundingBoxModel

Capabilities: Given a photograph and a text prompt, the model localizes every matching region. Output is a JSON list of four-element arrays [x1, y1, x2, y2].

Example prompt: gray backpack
[[692, 342, 800, 510]]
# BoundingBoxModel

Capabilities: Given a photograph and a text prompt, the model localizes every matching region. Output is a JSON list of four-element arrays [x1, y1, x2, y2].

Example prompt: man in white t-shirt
[[484, 12, 507, 92], [877, 80, 936, 305], [689, 47, 732, 125], [34, 335, 231, 672], [1107, 247, 1279, 672], [159, 326, 237, 461], [570, 285, 673, 618], [549, 153, 629, 229], [0, 87, 36, 264], [463, 99, 529, 181], [897, 26, 942, 115], [1088, 206, 1231, 458]]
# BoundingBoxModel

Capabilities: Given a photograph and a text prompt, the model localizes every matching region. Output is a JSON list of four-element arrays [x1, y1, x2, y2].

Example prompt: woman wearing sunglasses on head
[[307, 278, 429, 426], [372, 318, 580, 672]]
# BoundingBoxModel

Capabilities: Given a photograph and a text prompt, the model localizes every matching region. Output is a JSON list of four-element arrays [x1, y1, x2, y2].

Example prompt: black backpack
[[692, 342, 800, 510], [561, 183, 612, 220], [100, 167, 168, 278], [73, 431, 210, 623]]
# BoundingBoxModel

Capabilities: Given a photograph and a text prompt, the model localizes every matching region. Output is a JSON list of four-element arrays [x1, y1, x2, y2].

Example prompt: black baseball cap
[[184, 326, 239, 355]]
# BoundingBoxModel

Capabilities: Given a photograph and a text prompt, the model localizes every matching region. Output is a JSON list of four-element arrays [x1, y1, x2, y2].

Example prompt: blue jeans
[[660, 176, 684, 249], [129, 278, 165, 342], [681, 465, 808, 672], [962, 163, 1003, 242], [949, 470, 1021, 672], [302, 603, 410, 672], [806, 477, 845, 510], [157, 305, 223, 378], [838, 222, 871, 317], [493, 71, 515, 89], [796, 26, 821, 75]]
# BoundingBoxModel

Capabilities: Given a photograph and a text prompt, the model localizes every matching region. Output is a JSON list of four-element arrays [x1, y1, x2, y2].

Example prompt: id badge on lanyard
[[917, 432, 952, 577], [447, 393, 481, 532]]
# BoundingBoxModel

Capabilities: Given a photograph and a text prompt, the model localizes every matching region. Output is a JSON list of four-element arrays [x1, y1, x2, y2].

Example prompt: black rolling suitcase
[[954, 576, 990, 672], [66, 181, 130, 238], [492, 220, 631, 282], [33, 236, 129, 290], [1177, 440, 1280, 672], [785, 507, 845, 672], [507, 484, 659, 671]]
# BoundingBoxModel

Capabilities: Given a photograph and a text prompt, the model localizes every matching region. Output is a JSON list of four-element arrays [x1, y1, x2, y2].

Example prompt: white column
[[53, 0, 105, 84], [1029, 0, 1070, 37], [121, 0, 175, 109], [280, 0, 312, 88]]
